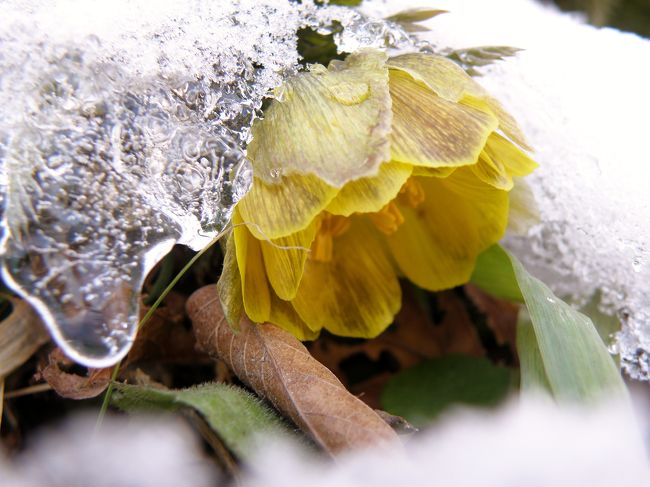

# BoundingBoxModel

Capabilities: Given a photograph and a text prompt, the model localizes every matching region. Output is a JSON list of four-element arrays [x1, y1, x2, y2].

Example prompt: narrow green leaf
[[386, 8, 447, 24], [448, 46, 522, 76], [516, 309, 552, 394], [507, 253, 628, 403], [380, 355, 511, 427], [471, 244, 524, 302], [112, 382, 293, 460]]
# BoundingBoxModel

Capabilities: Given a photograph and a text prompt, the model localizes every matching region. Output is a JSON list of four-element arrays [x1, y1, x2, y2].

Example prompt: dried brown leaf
[[38, 348, 111, 399], [309, 288, 484, 407], [0, 298, 50, 379], [465, 283, 519, 350], [187, 285, 400, 455], [126, 292, 207, 366]]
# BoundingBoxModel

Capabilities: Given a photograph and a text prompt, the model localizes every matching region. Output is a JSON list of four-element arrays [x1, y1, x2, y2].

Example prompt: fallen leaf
[[0, 297, 50, 379], [126, 292, 208, 366], [187, 285, 400, 455], [38, 348, 111, 399], [465, 283, 519, 353], [308, 287, 484, 407]]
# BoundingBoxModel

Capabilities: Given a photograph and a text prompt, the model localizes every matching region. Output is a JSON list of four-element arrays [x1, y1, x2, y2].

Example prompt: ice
[[0, 0, 411, 367]]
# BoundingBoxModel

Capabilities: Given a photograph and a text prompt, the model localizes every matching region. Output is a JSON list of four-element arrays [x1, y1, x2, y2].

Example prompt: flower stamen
[[369, 202, 404, 235], [311, 213, 351, 262], [399, 178, 425, 208]]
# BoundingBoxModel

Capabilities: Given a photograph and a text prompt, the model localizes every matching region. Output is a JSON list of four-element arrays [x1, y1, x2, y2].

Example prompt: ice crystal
[[0, 0, 410, 366]]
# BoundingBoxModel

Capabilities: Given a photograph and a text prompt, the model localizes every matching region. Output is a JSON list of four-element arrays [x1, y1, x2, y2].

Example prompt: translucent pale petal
[[471, 151, 513, 191], [484, 132, 538, 177], [237, 174, 338, 240], [234, 213, 271, 323], [389, 70, 498, 168], [217, 229, 244, 328], [326, 161, 412, 216], [386, 169, 509, 291], [260, 220, 317, 300], [247, 49, 392, 188], [508, 178, 540, 236], [388, 53, 483, 102], [292, 219, 401, 338], [387, 53, 532, 150]]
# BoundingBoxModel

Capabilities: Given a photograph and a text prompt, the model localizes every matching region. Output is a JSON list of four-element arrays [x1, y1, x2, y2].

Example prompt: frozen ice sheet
[[0, 0, 412, 367]]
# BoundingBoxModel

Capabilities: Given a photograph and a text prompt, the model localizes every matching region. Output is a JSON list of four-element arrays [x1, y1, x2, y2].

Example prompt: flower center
[[368, 179, 425, 236], [399, 178, 425, 208], [311, 213, 351, 262], [369, 202, 404, 235]]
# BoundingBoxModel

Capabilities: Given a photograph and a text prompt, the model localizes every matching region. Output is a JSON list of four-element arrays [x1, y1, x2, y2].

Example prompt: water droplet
[[546, 296, 556, 303], [326, 81, 370, 105]]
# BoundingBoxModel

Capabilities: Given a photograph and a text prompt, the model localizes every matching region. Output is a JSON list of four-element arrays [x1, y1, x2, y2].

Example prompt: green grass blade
[[507, 252, 627, 402], [516, 309, 552, 395], [471, 245, 524, 302]]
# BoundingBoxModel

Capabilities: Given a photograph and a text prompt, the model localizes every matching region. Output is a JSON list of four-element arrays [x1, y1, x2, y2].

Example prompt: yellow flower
[[218, 49, 537, 340]]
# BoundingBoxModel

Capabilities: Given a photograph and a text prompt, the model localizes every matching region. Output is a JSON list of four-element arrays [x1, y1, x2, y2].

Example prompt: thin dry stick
[[3, 382, 52, 399], [0, 380, 4, 430]]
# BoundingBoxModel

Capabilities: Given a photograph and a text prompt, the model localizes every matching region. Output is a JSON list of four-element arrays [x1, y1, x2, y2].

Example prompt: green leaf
[[297, 27, 345, 67], [516, 309, 552, 394], [508, 253, 628, 403], [471, 244, 524, 302], [447, 46, 522, 76], [380, 355, 511, 427], [386, 8, 447, 24], [112, 382, 293, 460], [472, 245, 628, 403]]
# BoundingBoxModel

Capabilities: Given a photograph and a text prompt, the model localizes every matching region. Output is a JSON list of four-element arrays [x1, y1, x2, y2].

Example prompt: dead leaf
[[0, 297, 50, 379], [373, 409, 418, 435], [308, 287, 484, 407], [187, 285, 400, 455], [465, 283, 519, 355], [38, 348, 111, 399], [126, 292, 208, 366]]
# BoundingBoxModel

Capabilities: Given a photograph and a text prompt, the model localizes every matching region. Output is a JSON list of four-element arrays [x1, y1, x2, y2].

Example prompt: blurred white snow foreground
[[1, 397, 649, 487]]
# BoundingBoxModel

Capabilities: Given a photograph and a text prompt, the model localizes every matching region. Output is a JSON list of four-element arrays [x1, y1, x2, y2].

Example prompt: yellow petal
[[237, 174, 338, 240], [411, 166, 457, 178], [260, 220, 317, 301], [247, 49, 392, 188], [326, 161, 413, 216], [385, 168, 509, 290], [389, 70, 498, 168], [388, 53, 482, 102], [268, 294, 320, 341], [387, 53, 532, 150], [292, 218, 401, 338], [484, 132, 538, 177], [463, 95, 533, 152], [471, 150, 513, 191], [216, 230, 243, 329], [233, 212, 271, 323]]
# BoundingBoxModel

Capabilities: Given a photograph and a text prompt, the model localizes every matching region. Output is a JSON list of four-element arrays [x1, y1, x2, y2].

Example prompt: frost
[[397, 0, 650, 379], [0, 0, 410, 367]]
